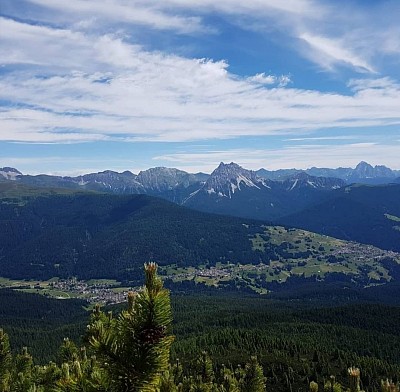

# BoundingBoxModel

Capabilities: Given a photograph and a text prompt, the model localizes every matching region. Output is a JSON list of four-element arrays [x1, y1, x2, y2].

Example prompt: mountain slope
[[0, 187, 271, 280], [278, 183, 400, 251], [1, 185, 399, 287]]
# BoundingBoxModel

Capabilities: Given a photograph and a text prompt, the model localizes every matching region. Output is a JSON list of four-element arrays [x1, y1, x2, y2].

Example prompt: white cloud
[[248, 73, 291, 86], [2, 0, 400, 149], [285, 136, 358, 142], [299, 33, 375, 73], [1, 17, 400, 144], [26, 0, 206, 34], [5, 0, 399, 75], [347, 77, 396, 91]]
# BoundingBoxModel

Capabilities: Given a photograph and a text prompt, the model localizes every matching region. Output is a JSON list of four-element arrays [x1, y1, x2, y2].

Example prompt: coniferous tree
[[381, 379, 400, 392], [324, 376, 342, 392], [218, 364, 239, 392], [239, 356, 266, 392], [0, 328, 12, 391], [347, 367, 364, 392], [87, 262, 174, 391]]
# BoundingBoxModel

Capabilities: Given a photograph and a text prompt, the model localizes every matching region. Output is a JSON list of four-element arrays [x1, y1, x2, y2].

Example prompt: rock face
[[0, 167, 22, 181], [346, 161, 397, 183], [281, 172, 345, 191], [136, 167, 201, 193], [199, 162, 270, 199]]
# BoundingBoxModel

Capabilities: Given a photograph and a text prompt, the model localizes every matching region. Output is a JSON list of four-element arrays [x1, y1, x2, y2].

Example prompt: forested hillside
[[278, 184, 400, 252], [1, 185, 400, 290], [0, 186, 267, 280]]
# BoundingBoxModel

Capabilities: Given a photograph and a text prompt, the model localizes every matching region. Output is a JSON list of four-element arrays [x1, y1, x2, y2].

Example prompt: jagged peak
[[202, 162, 268, 198], [217, 161, 240, 168], [0, 167, 22, 174], [355, 161, 373, 170], [211, 162, 249, 176], [0, 167, 22, 181]]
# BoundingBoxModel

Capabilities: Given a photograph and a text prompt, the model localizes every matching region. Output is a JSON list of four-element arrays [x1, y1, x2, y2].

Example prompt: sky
[[1, 0, 400, 175]]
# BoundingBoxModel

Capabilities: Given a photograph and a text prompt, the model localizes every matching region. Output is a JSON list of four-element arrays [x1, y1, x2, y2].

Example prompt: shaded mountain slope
[[278, 184, 400, 251], [0, 188, 272, 280]]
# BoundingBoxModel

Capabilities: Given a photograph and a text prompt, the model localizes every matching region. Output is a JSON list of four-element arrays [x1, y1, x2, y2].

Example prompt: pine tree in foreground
[[238, 356, 266, 392], [87, 262, 174, 391], [348, 367, 364, 392], [381, 379, 400, 392]]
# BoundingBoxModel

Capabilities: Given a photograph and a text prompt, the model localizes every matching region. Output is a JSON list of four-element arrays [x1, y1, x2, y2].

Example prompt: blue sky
[[1, 0, 400, 175]]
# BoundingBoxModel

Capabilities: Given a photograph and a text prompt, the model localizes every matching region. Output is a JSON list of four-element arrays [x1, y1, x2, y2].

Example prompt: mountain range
[[1, 161, 400, 252], [2, 161, 399, 188], [257, 161, 400, 184]]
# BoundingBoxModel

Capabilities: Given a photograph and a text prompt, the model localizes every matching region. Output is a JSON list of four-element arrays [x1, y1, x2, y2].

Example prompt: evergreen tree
[[87, 262, 174, 391], [347, 367, 364, 392], [381, 379, 400, 392], [324, 376, 342, 392], [0, 328, 12, 391], [239, 356, 266, 392]]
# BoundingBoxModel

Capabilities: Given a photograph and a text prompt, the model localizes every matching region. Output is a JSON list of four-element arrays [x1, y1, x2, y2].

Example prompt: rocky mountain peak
[[352, 161, 395, 180], [355, 161, 374, 175], [0, 167, 22, 180], [212, 162, 253, 178], [204, 162, 266, 198]]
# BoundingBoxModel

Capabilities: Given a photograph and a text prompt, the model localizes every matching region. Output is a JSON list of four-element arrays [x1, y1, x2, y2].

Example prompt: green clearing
[[18, 288, 72, 299], [0, 277, 58, 288]]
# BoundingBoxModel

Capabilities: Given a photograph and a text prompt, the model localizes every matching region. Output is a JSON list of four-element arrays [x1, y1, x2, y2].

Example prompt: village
[[48, 278, 136, 305]]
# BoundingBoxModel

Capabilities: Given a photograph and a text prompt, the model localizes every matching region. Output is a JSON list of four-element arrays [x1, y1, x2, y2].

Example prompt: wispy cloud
[[10, 0, 400, 74], [285, 136, 359, 142], [1, 15, 400, 144], [25, 0, 206, 34], [299, 33, 375, 73]]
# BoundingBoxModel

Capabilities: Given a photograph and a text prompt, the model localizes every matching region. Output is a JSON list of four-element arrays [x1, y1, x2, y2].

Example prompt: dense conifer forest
[[1, 265, 400, 391]]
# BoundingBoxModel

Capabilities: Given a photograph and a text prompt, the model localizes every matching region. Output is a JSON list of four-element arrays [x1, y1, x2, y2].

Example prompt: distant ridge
[[257, 161, 400, 185], [1, 161, 398, 225], [2, 161, 399, 187]]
